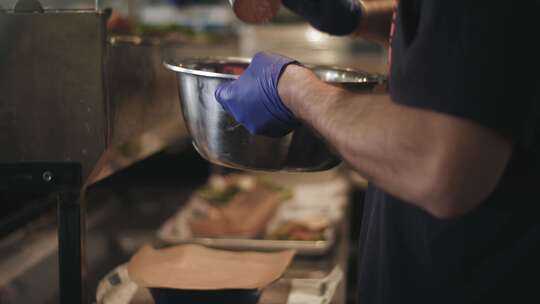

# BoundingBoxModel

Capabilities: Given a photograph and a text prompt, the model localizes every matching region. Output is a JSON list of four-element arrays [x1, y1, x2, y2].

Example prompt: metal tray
[[158, 221, 337, 256], [157, 172, 349, 256]]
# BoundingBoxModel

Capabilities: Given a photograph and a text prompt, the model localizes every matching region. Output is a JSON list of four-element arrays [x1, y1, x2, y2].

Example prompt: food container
[[158, 172, 350, 256], [164, 57, 382, 172], [149, 288, 260, 304], [96, 263, 343, 304], [95, 264, 261, 304]]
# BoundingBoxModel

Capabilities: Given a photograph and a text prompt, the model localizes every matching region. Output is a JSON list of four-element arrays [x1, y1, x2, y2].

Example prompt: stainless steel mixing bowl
[[164, 57, 383, 172]]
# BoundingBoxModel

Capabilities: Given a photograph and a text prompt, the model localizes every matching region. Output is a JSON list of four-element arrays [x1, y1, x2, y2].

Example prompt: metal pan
[[158, 223, 336, 256]]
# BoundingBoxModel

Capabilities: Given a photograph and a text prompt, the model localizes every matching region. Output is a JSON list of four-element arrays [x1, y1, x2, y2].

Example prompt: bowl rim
[[163, 57, 250, 80], [163, 57, 385, 84]]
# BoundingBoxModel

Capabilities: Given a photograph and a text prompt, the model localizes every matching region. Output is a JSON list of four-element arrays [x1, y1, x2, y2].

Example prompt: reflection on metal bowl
[[164, 57, 383, 172]]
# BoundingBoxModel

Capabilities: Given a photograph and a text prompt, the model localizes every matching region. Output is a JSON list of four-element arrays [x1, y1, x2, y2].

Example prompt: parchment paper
[[127, 244, 295, 290]]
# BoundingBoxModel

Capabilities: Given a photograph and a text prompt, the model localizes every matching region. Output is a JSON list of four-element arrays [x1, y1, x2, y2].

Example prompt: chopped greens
[[196, 185, 240, 206]]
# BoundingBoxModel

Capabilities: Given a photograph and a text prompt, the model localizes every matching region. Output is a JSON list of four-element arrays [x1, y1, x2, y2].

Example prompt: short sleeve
[[389, 0, 540, 148]]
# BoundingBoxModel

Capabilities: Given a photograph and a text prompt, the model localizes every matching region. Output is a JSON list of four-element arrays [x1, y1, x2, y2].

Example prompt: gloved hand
[[283, 0, 362, 36], [215, 52, 301, 137]]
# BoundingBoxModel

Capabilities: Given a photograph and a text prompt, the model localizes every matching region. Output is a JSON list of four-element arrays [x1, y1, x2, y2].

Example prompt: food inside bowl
[[221, 65, 246, 75]]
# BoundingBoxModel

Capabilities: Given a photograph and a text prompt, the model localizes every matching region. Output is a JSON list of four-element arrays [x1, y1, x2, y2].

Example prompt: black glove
[[283, 0, 362, 36]]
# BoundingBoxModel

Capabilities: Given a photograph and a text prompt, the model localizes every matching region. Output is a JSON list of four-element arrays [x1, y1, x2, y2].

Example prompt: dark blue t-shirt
[[358, 1, 540, 303]]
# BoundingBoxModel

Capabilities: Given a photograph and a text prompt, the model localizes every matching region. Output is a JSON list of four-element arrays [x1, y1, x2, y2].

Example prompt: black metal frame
[[0, 162, 85, 304]]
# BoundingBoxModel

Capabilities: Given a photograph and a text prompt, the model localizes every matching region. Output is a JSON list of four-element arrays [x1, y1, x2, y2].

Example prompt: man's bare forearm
[[278, 65, 512, 218], [354, 0, 394, 46]]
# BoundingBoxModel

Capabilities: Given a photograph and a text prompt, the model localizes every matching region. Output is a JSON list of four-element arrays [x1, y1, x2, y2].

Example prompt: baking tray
[[157, 172, 349, 256], [158, 221, 337, 256]]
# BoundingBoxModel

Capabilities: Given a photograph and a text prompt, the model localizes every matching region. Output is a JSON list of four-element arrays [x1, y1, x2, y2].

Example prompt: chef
[[216, 0, 540, 303]]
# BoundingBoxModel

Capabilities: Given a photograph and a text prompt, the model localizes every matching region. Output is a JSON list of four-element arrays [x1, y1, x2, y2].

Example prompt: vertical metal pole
[[0, 163, 85, 302], [57, 191, 86, 304]]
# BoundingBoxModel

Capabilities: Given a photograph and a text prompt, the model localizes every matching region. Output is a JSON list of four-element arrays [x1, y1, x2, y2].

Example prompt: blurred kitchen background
[[0, 0, 387, 303]]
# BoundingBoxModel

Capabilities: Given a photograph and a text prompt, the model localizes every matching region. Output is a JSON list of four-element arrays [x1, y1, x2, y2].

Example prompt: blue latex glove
[[283, 0, 362, 36], [215, 52, 301, 137]]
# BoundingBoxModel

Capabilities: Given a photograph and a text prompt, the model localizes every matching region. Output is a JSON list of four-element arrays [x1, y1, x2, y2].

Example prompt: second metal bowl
[[164, 57, 382, 172]]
